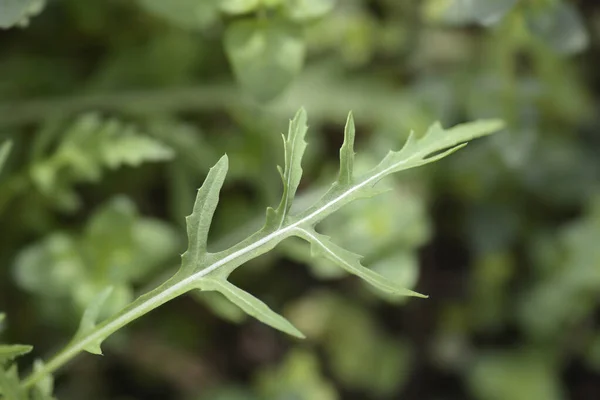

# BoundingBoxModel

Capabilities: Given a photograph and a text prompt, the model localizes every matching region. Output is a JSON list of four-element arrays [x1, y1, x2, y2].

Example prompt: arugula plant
[[3, 109, 501, 395]]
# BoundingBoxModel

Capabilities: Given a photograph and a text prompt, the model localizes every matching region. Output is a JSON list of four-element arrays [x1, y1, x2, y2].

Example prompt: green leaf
[[0, 365, 27, 400], [73, 287, 114, 355], [337, 112, 355, 187], [257, 349, 337, 400], [192, 290, 247, 323], [0, 345, 33, 364], [220, 0, 260, 14], [294, 227, 426, 297], [30, 114, 174, 211], [268, 108, 308, 228], [224, 19, 306, 102], [23, 110, 501, 387], [0, 0, 45, 29], [285, 0, 336, 21], [0, 141, 11, 177], [137, 0, 219, 30], [468, 352, 562, 400], [526, 1, 589, 55], [294, 119, 503, 229], [102, 135, 174, 169], [181, 155, 229, 274], [370, 119, 504, 178], [199, 278, 304, 338]]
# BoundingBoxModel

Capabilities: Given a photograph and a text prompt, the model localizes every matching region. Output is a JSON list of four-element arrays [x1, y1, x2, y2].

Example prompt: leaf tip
[[290, 328, 306, 339], [217, 153, 229, 167]]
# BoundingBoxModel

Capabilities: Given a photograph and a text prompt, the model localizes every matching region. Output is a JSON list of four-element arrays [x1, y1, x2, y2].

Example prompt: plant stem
[[22, 274, 190, 389]]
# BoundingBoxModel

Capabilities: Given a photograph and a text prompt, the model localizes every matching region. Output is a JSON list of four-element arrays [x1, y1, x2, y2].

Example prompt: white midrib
[[25, 153, 415, 387]]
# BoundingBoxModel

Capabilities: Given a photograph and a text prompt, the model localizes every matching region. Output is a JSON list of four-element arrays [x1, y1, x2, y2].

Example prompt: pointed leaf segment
[[268, 108, 308, 229], [23, 110, 503, 389], [181, 155, 229, 274], [73, 287, 114, 355]]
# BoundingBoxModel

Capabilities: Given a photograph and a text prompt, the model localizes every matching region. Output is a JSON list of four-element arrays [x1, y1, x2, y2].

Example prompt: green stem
[[22, 274, 189, 389]]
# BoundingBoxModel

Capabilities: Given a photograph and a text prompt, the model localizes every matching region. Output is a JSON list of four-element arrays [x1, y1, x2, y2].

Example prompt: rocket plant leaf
[[23, 108, 503, 389]]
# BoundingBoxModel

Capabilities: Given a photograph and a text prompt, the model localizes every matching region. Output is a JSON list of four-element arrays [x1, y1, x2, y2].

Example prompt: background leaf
[[0, 0, 45, 29], [224, 19, 306, 102], [525, 1, 589, 55]]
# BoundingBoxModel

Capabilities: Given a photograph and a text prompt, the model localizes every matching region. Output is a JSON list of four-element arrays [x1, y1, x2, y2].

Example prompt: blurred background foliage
[[1, 0, 599, 399]]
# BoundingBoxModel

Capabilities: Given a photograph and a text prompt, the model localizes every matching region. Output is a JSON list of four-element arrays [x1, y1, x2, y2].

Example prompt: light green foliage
[[30, 114, 174, 211], [0, 0, 45, 29], [13, 196, 180, 320], [525, 1, 589, 54], [287, 291, 412, 396], [0, 365, 26, 400], [21, 108, 500, 388], [519, 197, 600, 339], [0, 315, 52, 400], [257, 349, 338, 400], [224, 20, 306, 102], [468, 352, 563, 400]]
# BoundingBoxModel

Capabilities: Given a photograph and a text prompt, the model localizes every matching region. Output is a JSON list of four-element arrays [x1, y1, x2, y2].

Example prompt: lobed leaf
[[0, 345, 33, 365], [22, 109, 503, 388], [199, 278, 304, 338], [269, 108, 308, 228], [181, 155, 229, 274], [370, 119, 504, 179], [337, 112, 355, 187], [293, 227, 427, 298]]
